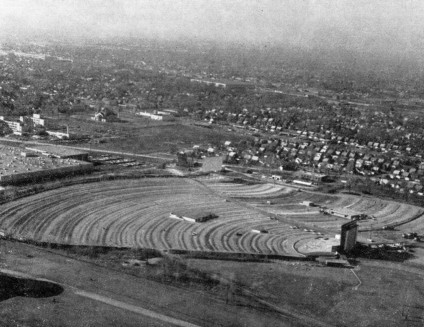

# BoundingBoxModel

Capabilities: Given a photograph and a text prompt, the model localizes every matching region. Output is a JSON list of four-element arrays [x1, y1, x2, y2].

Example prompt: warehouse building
[[25, 145, 89, 161]]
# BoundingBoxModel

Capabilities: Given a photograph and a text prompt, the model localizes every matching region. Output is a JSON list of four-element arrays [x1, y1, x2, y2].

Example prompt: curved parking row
[[3, 178, 419, 256]]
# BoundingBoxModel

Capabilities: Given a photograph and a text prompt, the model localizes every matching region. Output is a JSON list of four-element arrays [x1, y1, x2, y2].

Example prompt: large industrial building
[[25, 145, 89, 161], [0, 146, 92, 185]]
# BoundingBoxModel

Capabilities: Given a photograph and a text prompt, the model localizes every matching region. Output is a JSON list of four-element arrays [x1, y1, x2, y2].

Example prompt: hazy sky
[[1, 0, 424, 53]]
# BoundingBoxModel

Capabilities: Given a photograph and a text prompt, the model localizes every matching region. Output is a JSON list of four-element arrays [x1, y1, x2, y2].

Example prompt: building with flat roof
[[136, 111, 175, 121], [323, 207, 366, 220], [0, 114, 53, 135], [299, 171, 329, 182], [0, 146, 92, 185], [190, 78, 255, 91], [170, 210, 218, 223], [46, 130, 69, 139], [31, 113, 53, 127], [25, 145, 89, 161], [0, 116, 32, 135]]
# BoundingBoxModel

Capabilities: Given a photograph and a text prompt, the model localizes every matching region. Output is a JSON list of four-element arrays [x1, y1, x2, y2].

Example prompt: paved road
[[74, 290, 201, 327], [0, 137, 173, 161]]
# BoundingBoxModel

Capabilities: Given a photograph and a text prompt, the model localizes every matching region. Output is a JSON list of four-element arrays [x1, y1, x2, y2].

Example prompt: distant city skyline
[[1, 0, 423, 55]]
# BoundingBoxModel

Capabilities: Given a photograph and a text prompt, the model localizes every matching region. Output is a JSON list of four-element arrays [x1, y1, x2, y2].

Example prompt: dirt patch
[[296, 237, 340, 254], [147, 257, 163, 265]]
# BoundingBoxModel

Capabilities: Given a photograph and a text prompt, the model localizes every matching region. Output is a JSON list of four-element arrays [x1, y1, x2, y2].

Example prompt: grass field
[[186, 258, 424, 327], [54, 114, 249, 154], [0, 241, 289, 327]]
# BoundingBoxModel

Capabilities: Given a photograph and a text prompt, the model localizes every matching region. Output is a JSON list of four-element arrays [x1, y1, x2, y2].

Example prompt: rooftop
[[300, 171, 327, 178], [25, 145, 87, 158], [173, 209, 218, 220], [328, 207, 362, 217]]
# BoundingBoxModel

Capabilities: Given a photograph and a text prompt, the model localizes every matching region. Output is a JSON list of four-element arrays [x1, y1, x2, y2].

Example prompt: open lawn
[[0, 241, 290, 327], [187, 258, 424, 327], [53, 115, 249, 154]]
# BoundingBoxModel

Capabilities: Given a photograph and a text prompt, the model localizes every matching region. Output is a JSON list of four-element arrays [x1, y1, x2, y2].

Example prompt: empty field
[[61, 117, 248, 154]]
